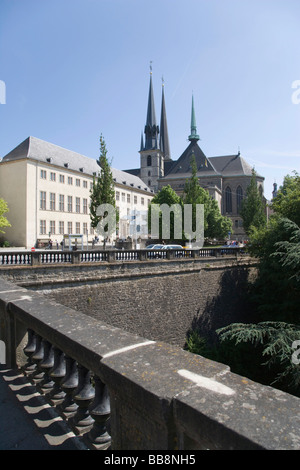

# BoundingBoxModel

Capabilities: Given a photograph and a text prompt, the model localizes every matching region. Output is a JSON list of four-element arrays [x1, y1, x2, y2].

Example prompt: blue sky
[[1, 0, 300, 200]]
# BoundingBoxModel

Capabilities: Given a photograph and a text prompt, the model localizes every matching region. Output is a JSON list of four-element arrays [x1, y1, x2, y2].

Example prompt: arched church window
[[225, 186, 232, 213], [147, 155, 152, 167], [236, 186, 243, 214], [148, 170, 151, 176]]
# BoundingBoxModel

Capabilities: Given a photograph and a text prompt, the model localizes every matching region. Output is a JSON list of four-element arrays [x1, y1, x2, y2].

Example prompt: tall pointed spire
[[160, 77, 171, 161], [144, 63, 159, 150], [188, 94, 200, 142]]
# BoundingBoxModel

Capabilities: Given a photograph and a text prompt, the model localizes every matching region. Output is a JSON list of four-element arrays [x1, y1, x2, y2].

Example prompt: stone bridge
[[0, 250, 299, 450]]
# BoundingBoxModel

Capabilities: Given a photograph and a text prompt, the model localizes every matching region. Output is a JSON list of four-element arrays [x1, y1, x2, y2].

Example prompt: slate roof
[[163, 141, 219, 178], [209, 154, 258, 177], [2, 137, 153, 193]]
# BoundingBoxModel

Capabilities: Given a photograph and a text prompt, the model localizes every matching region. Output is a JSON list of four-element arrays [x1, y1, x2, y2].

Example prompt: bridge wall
[[0, 256, 257, 348], [0, 277, 299, 450]]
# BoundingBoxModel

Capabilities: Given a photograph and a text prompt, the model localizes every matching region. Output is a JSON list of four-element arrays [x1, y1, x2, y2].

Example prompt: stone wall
[[0, 257, 257, 348]]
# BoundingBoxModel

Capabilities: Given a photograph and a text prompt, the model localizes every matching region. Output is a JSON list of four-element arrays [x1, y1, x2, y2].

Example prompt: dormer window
[[64, 163, 69, 168]]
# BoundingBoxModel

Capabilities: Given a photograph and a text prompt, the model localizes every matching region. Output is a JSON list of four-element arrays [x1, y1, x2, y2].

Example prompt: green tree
[[240, 169, 266, 234], [182, 155, 232, 239], [272, 172, 300, 226], [90, 135, 117, 247], [0, 198, 11, 233], [148, 185, 182, 241]]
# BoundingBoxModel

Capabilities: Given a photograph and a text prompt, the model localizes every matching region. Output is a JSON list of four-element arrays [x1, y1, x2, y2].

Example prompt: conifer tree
[[90, 135, 117, 247]]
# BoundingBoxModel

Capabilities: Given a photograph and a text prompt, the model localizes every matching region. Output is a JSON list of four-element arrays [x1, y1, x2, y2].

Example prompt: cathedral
[[125, 70, 265, 240]]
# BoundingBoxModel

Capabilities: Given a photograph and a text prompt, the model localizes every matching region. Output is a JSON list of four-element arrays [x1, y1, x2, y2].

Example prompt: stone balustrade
[[0, 247, 245, 267], [0, 277, 299, 450]]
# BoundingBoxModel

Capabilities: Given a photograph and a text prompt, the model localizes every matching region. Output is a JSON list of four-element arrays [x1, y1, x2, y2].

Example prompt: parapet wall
[[0, 277, 299, 450]]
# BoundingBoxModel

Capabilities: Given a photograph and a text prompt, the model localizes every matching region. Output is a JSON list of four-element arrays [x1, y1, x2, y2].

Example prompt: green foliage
[[240, 169, 266, 234], [217, 322, 300, 394], [182, 155, 232, 239], [89, 135, 117, 238], [0, 198, 11, 233], [148, 185, 182, 241], [272, 172, 300, 226]]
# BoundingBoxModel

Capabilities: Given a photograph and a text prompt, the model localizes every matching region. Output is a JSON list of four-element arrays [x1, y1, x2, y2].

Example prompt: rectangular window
[[83, 222, 88, 235], [68, 221, 72, 234], [59, 194, 64, 211], [40, 220, 46, 235], [141, 197, 144, 205], [76, 222, 80, 234], [127, 194, 130, 203], [59, 221, 64, 235], [50, 220, 55, 235], [59, 174, 65, 183], [121, 192, 125, 202], [40, 170, 46, 179], [134, 195, 137, 204], [68, 196, 73, 212], [50, 172, 56, 182], [116, 191, 120, 201], [76, 197, 80, 213], [50, 193, 56, 211], [76, 178, 80, 187], [68, 176, 73, 185], [83, 180, 88, 189], [40, 191, 46, 210], [83, 198, 88, 214]]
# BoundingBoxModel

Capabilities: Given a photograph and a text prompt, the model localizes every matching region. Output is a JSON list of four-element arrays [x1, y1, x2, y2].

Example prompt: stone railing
[[0, 247, 246, 267], [1, 277, 299, 450]]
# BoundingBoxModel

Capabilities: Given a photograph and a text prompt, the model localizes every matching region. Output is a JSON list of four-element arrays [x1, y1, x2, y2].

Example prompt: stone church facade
[[125, 72, 264, 240]]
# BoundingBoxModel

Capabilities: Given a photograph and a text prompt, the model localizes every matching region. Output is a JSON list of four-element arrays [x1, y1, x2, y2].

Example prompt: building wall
[[0, 158, 153, 248], [0, 159, 27, 246]]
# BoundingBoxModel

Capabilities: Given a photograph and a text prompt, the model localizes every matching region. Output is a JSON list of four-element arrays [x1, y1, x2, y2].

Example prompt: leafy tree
[[90, 135, 117, 247], [148, 185, 182, 241], [240, 169, 266, 234], [0, 198, 11, 233], [272, 172, 300, 226], [182, 155, 232, 239]]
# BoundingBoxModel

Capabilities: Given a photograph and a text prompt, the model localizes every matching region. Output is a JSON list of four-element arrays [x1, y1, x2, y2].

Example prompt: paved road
[[0, 366, 87, 450]]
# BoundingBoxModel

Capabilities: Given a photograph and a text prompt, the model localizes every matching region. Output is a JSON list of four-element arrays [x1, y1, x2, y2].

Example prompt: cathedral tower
[[139, 66, 170, 192]]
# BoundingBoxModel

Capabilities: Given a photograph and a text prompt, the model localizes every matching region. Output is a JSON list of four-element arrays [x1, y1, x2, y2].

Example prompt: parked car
[[162, 244, 183, 250], [146, 244, 165, 258]]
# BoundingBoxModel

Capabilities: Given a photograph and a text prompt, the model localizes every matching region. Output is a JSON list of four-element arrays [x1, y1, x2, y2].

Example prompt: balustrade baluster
[[58, 356, 79, 418], [87, 376, 111, 449], [30, 336, 45, 383], [23, 330, 38, 375], [49, 348, 66, 404], [38, 341, 55, 394], [70, 365, 95, 434]]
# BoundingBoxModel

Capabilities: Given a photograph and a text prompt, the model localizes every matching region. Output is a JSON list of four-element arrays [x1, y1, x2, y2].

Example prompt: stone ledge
[[1, 277, 299, 450]]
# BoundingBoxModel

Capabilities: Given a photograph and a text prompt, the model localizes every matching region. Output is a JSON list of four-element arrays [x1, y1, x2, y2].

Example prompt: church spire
[[159, 77, 171, 161], [188, 94, 200, 142], [144, 63, 159, 150]]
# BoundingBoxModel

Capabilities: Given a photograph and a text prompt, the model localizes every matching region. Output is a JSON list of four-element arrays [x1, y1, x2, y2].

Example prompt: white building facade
[[0, 137, 153, 248]]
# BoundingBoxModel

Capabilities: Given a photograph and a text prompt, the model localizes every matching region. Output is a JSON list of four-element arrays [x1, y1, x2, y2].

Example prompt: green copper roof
[[188, 95, 200, 141]]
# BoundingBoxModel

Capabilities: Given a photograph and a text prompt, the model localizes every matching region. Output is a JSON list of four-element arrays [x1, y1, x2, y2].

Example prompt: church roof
[[164, 140, 219, 177], [209, 153, 259, 177], [2, 136, 153, 193]]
